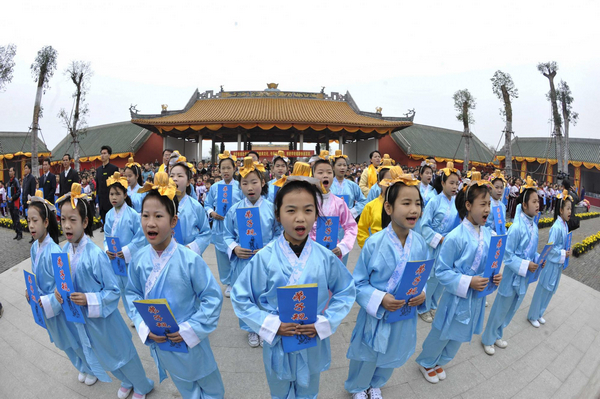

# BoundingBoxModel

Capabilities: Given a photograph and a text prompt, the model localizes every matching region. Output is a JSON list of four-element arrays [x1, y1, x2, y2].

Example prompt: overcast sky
[[2, 0, 599, 159]]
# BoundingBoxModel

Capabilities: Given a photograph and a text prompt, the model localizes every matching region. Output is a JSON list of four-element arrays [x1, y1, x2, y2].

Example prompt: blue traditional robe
[[34, 234, 81, 352], [419, 182, 436, 207], [431, 219, 491, 342], [485, 197, 508, 234], [527, 217, 569, 321], [223, 197, 282, 289], [267, 178, 279, 203], [366, 184, 381, 203], [205, 180, 242, 254], [63, 235, 139, 380], [330, 178, 367, 218], [231, 235, 356, 393], [128, 183, 147, 213], [104, 205, 147, 311], [482, 204, 538, 345], [126, 239, 223, 385], [347, 226, 430, 368], [176, 194, 211, 256]]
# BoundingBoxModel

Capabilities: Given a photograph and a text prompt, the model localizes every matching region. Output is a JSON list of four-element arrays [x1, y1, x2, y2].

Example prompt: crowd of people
[[1, 145, 584, 399]]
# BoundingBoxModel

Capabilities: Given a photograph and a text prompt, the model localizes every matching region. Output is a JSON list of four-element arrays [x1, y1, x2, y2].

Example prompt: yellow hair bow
[[557, 189, 573, 202], [107, 171, 128, 189], [440, 161, 458, 177], [169, 151, 197, 175], [489, 169, 507, 183], [56, 183, 91, 209], [273, 162, 319, 188], [520, 176, 538, 193], [239, 156, 266, 179], [138, 171, 178, 200], [125, 156, 141, 169], [273, 150, 289, 164], [462, 171, 491, 191], [330, 150, 348, 161], [318, 150, 330, 160], [381, 166, 420, 188], [377, 154, 395, 172], [218, 150, 237, 162], [466, 167, 477, 179], [28, 189, 56, 212]]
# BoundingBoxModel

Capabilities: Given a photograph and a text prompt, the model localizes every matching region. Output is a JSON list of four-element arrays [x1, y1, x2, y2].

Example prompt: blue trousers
[[116, 274, 134, 321], [415, 326, 462, 369], [344, 359, 394, 394], [171, 369, 225, 399], [419, 273, 444, 314], [215, 249, 231, 285], [482, 291, 525, 346], [111, 353, 154, 395], [266, 370, 321, 399], [527, 284, 554, 321], [65, 347, 92, 375]]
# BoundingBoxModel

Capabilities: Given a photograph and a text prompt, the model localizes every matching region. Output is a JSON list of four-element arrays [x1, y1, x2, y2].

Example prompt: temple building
[[130, 84, 415, 162], [0, 131, 50, 181]]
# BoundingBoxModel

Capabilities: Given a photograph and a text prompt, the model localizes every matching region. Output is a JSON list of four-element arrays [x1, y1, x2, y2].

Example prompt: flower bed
[[505, 212, 599, 230], [573, 231, 600, 258], [0, 216, 102, 234]]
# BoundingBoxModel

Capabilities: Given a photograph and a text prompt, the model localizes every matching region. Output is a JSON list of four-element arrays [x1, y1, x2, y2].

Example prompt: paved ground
[[1, 216, 600, 398]]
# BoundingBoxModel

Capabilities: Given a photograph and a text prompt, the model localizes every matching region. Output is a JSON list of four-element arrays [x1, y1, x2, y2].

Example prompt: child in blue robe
[[416, 173, 502, 384], [485, 170, 508, 234], [417, 162, 460, 323], [330, 150, 367, 219], [104, 172, 147, 316], [168, 151, 211, 256], [418, 160, 437, 207], [482, 177, 540, 354], [205, 151, 242, 289], [124, 157, 146, 213], [26, 192, 92, 384], [527, 189, 573, 327], [345, 174, 430, 399], [127, 174, 225, 399], [55, 184, 154, 399], [267, 151, 289, 202], [231, 173, 356, 399], [224, 157, 282, 344]]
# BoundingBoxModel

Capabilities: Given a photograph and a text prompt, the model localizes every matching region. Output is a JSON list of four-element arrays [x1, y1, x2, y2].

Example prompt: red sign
[[231, 150, 314, 158]]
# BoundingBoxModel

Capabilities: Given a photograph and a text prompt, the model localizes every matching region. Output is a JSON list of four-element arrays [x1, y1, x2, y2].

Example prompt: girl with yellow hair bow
[[124, 156, 145, 212], [330, 150, 368, 221], [267, 151, 289, 202]]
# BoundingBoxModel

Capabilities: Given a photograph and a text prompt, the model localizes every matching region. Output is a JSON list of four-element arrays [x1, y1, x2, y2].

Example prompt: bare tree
[[557, 80, 579, 177], [453, 89, 476, 172], [0, 44, 17, 92], [537, 61, 566, 179], [30, 46, 58, 178], [58, 61, 92, 172], [491, 70, 518, 178]]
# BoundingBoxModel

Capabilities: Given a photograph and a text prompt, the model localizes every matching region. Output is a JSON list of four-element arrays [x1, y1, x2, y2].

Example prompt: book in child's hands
[[277, 284, 318, 353], [563, 232, 572, 270], [339, 194, 351, 207], [315, 216, 339, 251], [492, 205, 506, 235], [476, 235, 507, 298], [533, 211, 542, 225], [216, 184, 232, 216], [172, 221, 184, 245], [386, 259, 434, 323], [24, 270, 47, 329], [51, 253, 85, 324], [133, 299, 188, 353], [107, 237, 127, 276], [528, 242, 553, 283], [236, 208, 263, 255]]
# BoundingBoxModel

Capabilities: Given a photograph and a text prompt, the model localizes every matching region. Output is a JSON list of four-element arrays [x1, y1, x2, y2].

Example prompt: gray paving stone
[[513, 369, 562, 399], [546, 344, 584, 382]]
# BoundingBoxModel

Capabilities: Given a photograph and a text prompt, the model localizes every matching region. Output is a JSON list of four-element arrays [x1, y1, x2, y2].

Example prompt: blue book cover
[[563, 232, 573, 270], [107, 236, 127, 276], [172, 221, 184, 245], [133, 299, 188, 353], [236, 207, 263, 254], [386, 259, 434, 323], [339, 194, 351, 207], [216, 184, 232, 216], [528, 242, 553, 283], [315, 216, 339, 250], [51, 253, 85, 324], [277, 284, 318, 353], [492, 206, 506, 235], [24, 270, 47, 329], [476, 235, 507, 298], [533, 211, 542, 225], [7, 186, 11, 199]]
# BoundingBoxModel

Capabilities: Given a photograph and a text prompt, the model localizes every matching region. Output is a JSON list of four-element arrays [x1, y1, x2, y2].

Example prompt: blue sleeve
[[205, 184, 217, 215], [420, 198, 440, 247], [546, 224, 564, 264], [127, 211, 148, 258], [91, 252, 122, 318], [352, 241, 384, 318], [503, 224, 528, 274], [185, 254, 223, 341], [192, 202, 211, 255], [435, 236, 466, 296], [352, 182, 367, 216], [223, 205, 239, 259]]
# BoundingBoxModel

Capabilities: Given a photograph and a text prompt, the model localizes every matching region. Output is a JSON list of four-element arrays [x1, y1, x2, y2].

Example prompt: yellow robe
[[357, 196, 384, 248]]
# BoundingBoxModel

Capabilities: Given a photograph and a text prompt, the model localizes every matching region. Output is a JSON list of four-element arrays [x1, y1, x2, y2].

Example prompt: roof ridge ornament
[[265, 83, 280, 91]]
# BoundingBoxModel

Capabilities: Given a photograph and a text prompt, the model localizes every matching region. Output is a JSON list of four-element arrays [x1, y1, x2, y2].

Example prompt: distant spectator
[[59, 154, 79, 197], [95, 145, 119, 230]]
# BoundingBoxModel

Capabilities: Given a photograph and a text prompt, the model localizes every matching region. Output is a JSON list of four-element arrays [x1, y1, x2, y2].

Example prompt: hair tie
[[56, 183, 91, 209], [28, 189, 55, 214], [239, 156, 266, 179], [107, 172, 128, 189], [218, 150, 237, 162]]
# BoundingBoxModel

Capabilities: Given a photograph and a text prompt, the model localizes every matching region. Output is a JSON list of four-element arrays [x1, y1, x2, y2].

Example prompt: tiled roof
[[390, 123, 495, 164], [0, 132, 50, 154], [132, 98, 409, 129], [51, 122, 152, 160], [510, 137, 600, 164]]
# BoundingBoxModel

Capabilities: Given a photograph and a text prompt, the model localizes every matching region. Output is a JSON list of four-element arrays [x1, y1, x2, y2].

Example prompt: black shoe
[[13, 233, 19, 240], [100, 226, 104, 233], [16, 234, 23, 241], [29, 237, 35, 244]]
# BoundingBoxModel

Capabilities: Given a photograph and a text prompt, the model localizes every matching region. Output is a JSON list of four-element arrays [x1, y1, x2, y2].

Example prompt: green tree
[[491, 70, 518, 178], [0, 44, 17, 92], [453, 89, 476, 172], [30, 46, 58, 177]]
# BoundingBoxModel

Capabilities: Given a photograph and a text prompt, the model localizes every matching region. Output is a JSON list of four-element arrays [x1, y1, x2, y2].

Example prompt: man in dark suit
[[21, 163, 37, 242], [95, 145, 118, 231], [59, 154, 79, 197], [7, 167, 22, 240], [39, 158, 56, 204]]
